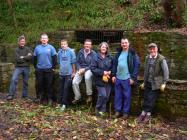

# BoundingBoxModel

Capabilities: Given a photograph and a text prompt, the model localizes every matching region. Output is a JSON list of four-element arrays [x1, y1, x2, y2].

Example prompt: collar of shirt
[[84, 49, 91, 58], [84, 49, 91, 55], [149, 53, 158, 59]]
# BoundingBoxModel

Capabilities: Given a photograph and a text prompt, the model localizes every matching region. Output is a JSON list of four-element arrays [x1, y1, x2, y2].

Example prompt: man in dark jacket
[[72, 39, 97, 104], [112, 38, 140, 119], [7, 35, 32, 100], [137, 43, 169, 123]]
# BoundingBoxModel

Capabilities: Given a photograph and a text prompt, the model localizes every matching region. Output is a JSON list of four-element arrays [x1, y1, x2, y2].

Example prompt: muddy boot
[[7, 95, 13, 100], [72, 99, 81, 105], [114, 112, 122, 118], [86, 95, 92, 103]]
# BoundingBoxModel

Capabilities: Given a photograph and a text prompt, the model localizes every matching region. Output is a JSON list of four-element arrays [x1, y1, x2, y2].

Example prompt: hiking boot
[[137, 114, 146, 123], [143, 115, 151, 123], [72, 99, 80, 104], [86, 96, 92, 103], [122, 113, 129, 120], [114, 112, 121, 118], [7, 95, 13, 100]]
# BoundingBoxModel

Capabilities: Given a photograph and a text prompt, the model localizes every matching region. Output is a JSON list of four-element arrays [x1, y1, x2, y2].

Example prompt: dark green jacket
[[144, 54, 167, 90], [14, 46, 32, 67]]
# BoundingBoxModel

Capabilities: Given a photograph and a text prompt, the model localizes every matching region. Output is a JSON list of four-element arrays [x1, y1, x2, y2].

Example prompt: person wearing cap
[[7, 35, 32, 100], [91, 42, 113, 117], [112, 38, 140, 119], [33, 33, 57, 105], [137, 43, 169, 123], [72, 39, 97, 104]]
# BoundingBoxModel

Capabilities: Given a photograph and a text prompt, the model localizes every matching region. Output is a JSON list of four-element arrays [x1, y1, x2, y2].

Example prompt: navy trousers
[[142, 82, 159, 112], [114, 78, 131, 114], [96, 85, 111, 112], [59, 75, 72, 105]]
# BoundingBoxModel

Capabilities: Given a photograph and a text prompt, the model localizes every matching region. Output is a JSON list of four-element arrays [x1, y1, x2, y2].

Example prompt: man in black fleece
[[7, 35, 32, 100]]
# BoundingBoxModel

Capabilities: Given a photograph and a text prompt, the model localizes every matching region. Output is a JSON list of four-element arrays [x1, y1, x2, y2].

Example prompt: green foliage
[[149, 9, 163, 23], [138, 0, 153, 11], [0, 0, 186, 44], [115, 0, 125, 5], [57, 0, 74, 7]]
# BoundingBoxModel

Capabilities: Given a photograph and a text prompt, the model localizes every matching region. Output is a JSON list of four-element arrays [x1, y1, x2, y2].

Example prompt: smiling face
[[100, 43, 108, 54], [84, 40, 92, 52], [40, 34, 49, 45], [61, 40, 68, 50], [18, 38, 26, 47], [148, 46, 158, 57], [121, 38, 129, 51]]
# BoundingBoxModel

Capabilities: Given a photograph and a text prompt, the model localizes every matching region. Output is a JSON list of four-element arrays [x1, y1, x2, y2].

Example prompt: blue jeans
[[96, 85, 111, 112], [8, 67, 30, 97], [59, 75, 72, 105], [114, 78, 131, 114]]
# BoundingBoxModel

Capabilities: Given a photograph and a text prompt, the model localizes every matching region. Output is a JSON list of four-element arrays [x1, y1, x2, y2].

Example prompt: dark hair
[[121, 38, 129, 42], [61, 39, 68, 43], [84, 39, 92, 44]]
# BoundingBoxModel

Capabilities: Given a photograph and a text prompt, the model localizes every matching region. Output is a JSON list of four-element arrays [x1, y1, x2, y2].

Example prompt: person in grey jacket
[[7, 35, 32, 100], [138, 43, 169, 123]]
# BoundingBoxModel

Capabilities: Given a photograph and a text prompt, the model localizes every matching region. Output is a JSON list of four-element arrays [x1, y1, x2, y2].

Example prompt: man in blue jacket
[[58, 39, 76, 111], [112, 38, 140, 119], [33, 33, 57, 105], [72, 39, 97, 104]]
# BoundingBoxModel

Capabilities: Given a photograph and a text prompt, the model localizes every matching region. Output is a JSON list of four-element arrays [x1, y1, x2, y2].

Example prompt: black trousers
[[59, 75, 72, 105], [35, 69, 54, 101], [142, 82, 160, 113]]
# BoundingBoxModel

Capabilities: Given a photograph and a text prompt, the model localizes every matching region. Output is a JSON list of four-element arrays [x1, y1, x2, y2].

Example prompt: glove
[[102, 75, 109, 83], [139, 83, 144, 90], [160, 84, 166, 92]]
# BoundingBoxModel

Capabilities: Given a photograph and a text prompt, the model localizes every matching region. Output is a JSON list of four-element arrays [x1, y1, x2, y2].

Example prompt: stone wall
[[0, 63, 14, 93], [52, 72, 187, 119]]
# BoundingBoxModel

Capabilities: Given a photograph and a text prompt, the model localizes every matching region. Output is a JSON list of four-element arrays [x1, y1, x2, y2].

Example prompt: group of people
[[6, 33, 169, 123]]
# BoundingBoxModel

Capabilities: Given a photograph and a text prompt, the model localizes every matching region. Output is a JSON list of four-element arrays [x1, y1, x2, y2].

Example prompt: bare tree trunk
[[6, 0, 17, 28], [162, 0, 186, 27]]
